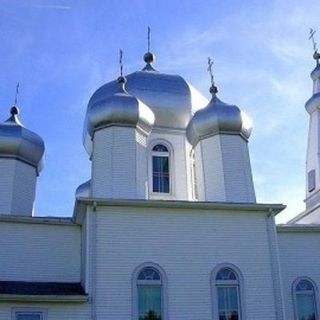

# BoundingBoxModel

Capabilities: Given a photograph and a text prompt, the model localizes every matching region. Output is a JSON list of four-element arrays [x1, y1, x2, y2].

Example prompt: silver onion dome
[[305, 64, 320, 114], [311, 63, 320, 81], [87, 76, 155, 138], [186, 87, 252, 146], [83, 53, 208, 154], [0, 106, 45, 173]]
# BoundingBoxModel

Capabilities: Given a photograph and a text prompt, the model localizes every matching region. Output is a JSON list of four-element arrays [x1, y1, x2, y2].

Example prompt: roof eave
[[0, 294, 88, 303], [73, 197, 286, 224]]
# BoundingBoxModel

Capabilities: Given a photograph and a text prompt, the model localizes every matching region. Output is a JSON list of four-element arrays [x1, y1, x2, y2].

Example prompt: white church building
[[0, 47, 320, 320]]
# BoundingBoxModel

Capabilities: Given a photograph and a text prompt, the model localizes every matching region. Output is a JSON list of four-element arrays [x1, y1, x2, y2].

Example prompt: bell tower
[[304, 35, 320, 212], [0, 106, 45, 216], [186, 58, 255, 203]]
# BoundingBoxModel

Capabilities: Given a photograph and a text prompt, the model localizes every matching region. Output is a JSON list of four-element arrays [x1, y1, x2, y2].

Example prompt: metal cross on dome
[[14, 82, 20, 106], [207, 57, 215, 87], [119, 49, 123, 77], [147, 26, 151, 52], [309, 28, 320, 65]]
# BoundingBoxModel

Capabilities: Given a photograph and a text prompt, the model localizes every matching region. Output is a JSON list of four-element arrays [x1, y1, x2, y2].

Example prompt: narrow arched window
[[152, 144, 170, 193], [137, 267, 162, 320], [216, 267, 241, 320], [295, 279, 318, 320]]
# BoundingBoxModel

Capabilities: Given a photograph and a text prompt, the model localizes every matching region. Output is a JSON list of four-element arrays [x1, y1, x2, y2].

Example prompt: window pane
[[297, 294, 316, 320], [218, 287, 239, 320], [138, 267, 161, 281], [138, 286, 161, 320], [16, 314, 42, 320], [152, 145, 168, 152], [152, 157, 169, 173], [152, 156, 169, 193], [297, 280, 314, 292], [216, 268, 237, 281]]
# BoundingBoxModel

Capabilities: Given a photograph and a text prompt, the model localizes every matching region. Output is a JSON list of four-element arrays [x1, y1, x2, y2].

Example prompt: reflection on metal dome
[[83, 61, 208, 154], [86, 77, 155, 139], [0, 107, 45, 173], [186, 94, 253, 147], [75, 180, 91, 198]]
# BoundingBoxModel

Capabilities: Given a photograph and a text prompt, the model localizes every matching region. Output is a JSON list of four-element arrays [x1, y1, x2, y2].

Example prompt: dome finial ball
[[117, 76, 127, 84], [144, 52, 155, 64], [10, 106, 19, 116], [209, 85, 218, 95]]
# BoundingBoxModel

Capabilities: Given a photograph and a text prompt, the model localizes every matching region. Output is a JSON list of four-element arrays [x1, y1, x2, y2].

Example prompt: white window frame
[[12, 308, 47, 320], [132, 262, 168, 320], [190, 149, 198, 200], [292, 277, 319, 320], [211, 263, 245, 320], [148, 140, 174, 199]]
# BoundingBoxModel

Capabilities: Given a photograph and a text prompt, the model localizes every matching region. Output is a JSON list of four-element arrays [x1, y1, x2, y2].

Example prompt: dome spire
[[117, 49, 127, 90], [143, 26, 157, 71], [207, 57, 218, 96], [309, 28, 320, 66], [147, 25, 151, 53], [6, 83, 22, 125], [14, 82, 19, 106]]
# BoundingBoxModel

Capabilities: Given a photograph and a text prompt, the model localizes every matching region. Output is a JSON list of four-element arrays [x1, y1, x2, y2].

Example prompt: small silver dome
[[306, 64, 320, 114], [87, 78, 155, 138], [0, 107, 45, 173], [83, 56, 208, 154], [75, 179, 91, 198], [186, 93, 252, 146], [311, 64, 320, 81], [305, 93, 320, 114]]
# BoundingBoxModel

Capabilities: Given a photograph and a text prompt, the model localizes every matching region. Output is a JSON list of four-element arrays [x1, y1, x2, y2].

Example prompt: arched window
[[294, 278, 318, 320], [152, 144, 170, 193], [215, 267, 241, 320], [137, 267, 162, 320]]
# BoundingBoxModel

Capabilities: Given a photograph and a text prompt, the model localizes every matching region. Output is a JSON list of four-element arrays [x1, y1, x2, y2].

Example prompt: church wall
[[198, 137, 225, 201], [92, 127, 148, 199], [220, 135, 255, 202], [91, 206, 278, 320], [0, 221, 81, 282], [199, 135, 255, 203], [136, 130, 148, 199], [293, 208, 320, 224], [306, 112, 318, 184], [92, 127, 136, 198], [0, 159, 37, 216], [194, 142, 205, 200], [277, 229, 320, 319], [0, 159, 15, 214], [81, 213, 88, 289]]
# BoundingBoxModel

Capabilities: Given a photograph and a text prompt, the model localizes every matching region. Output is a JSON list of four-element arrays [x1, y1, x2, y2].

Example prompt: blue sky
[[0, 0, 319, 222]]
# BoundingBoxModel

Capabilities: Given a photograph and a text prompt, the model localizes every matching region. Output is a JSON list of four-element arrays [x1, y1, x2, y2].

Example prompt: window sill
[[150, 193, 175, 200]]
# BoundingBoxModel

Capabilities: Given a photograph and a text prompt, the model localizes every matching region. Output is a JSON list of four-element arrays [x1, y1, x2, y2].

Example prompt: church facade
[[0, 49, 320, 320]]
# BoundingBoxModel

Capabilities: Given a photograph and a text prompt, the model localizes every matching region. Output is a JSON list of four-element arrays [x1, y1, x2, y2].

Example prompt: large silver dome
[[87, 77, 155, 138], [0, 107, 45, 173], [83, 56, 208, 154], [186, 90, 252, 146]]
